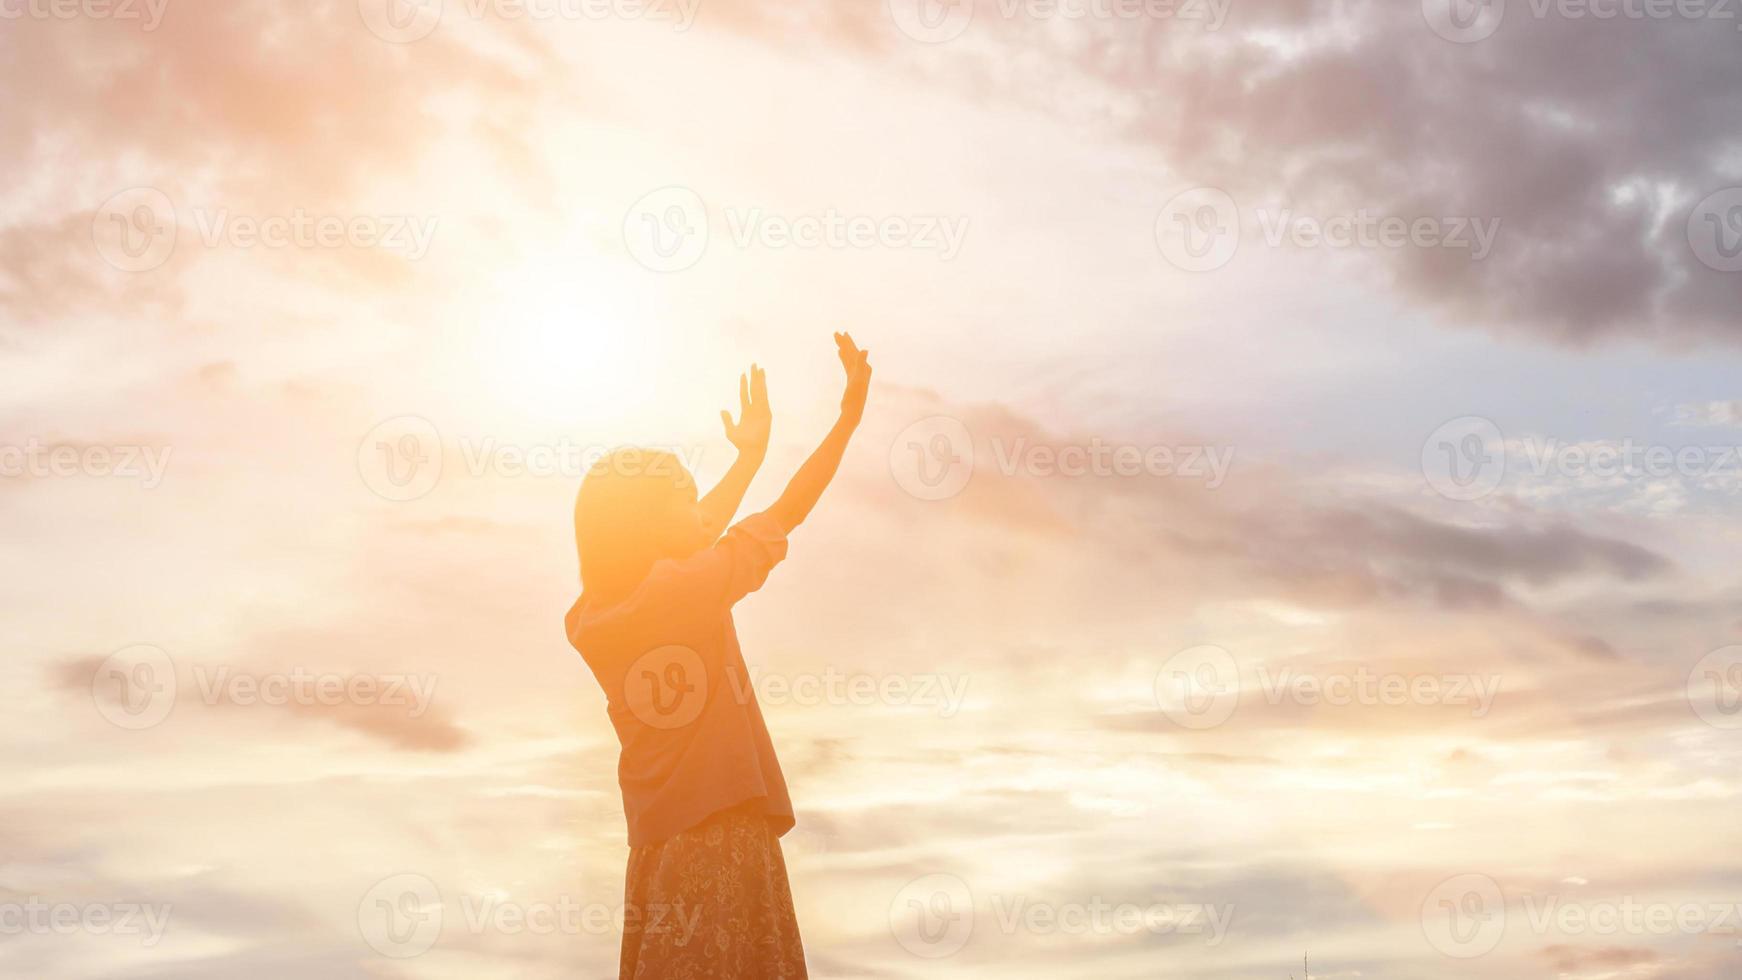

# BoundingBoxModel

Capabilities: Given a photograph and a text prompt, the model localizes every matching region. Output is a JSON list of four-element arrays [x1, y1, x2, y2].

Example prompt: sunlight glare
[[476, 259, 660, 431]]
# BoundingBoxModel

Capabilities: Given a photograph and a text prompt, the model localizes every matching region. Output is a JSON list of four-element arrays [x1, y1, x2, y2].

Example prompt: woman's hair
[[574, 448, 695, 602]]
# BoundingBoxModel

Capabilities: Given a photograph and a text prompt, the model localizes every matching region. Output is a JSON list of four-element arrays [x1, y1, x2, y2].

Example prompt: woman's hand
[[721, 364, 771, 457], [835, 332, 872, 426], [765, 334, 873, 533]]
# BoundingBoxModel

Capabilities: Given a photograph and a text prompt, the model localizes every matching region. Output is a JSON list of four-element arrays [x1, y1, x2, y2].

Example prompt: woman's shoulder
[[573, 560, 716, 639]]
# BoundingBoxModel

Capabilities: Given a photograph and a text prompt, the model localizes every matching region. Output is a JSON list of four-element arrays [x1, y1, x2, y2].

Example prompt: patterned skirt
[[620, 802, 808, 980]]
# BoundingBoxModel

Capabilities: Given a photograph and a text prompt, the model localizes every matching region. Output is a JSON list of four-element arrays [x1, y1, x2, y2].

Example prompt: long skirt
[[619, 803, 808, 980]]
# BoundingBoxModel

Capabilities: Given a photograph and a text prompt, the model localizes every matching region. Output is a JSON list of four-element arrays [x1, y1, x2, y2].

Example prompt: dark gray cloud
[[901, 391, 1675, 611]]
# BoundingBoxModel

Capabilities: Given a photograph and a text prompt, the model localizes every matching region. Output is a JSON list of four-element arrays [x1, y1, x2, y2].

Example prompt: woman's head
[[575, 448, 709, 602]]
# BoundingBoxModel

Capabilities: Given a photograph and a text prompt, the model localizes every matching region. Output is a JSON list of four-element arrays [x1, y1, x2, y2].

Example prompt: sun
[[474, 257, 660, 431]]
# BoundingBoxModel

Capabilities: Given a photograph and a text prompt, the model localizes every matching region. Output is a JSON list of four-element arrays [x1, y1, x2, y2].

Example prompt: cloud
[[56, 653, 470, 753], [859, 389, 1678, 668], [0, 1, 543, 197], [0, 213, 189, 323], [0, 0, 558, 323], [1538, 944, 1661, 972], [1669, 400, 1742, 428], [706, 0, 1742, 345]]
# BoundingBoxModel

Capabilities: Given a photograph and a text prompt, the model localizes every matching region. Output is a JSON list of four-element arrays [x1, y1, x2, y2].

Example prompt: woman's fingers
[[835, 333, 861, 373], [751, 364, 768, 406]]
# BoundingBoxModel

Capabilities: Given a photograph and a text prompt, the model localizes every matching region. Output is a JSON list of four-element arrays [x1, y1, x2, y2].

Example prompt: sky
[[3, 0, 1742, 977]]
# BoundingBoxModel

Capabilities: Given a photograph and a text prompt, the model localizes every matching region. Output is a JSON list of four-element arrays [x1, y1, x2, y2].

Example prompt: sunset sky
[[5, 1, 1742, 977]]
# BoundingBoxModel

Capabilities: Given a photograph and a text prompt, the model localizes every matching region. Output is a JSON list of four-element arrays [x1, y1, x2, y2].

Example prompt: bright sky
[[4, 1, 1742, 978]]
